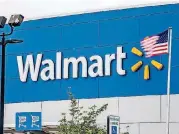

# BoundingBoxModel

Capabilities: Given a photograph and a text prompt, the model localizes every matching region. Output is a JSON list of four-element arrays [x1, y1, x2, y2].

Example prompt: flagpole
[[166, 27, 172, 134]]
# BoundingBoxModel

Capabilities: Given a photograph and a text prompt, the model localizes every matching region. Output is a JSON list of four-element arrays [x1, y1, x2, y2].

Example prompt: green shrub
[[57, 91, 108, 134]]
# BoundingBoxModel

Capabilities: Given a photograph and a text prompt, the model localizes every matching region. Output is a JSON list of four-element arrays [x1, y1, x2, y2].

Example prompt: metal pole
[[166, 27, 172, 134], [0, 33, 6, 133], [107, 116, 109, 134]]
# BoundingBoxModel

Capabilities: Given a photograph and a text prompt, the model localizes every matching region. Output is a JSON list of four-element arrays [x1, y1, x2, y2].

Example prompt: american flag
[[140, 30, 168, 58]]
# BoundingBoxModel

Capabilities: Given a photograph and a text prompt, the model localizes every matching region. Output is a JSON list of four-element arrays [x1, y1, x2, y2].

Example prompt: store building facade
[[2, 3, 179, 134]]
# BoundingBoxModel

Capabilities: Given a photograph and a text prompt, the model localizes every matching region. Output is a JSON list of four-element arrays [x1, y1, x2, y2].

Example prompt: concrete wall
[[4, 94, 179, 134]]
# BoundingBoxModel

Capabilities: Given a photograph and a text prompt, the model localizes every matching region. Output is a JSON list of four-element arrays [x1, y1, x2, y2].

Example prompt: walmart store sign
[[17, 47, 126, 82], [16, 46, 163, 82]]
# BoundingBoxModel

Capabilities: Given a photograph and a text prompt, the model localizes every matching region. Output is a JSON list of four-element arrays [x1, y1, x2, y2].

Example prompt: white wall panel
[[170, 123, 179, 134], [79, 98, 119, 127], [140, 123, 179, 134], [140, 123, 165, 134], [161, 94, 179, 122], [4, 102, 42, 127], [41, 100, 71, 126], [120, 123, 139, 134], [118, 96, 161, 123], [4, 95, 179, 134]]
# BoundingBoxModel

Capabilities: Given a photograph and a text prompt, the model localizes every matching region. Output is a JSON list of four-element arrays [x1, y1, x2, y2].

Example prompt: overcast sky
[[0, 0, 179, 21]]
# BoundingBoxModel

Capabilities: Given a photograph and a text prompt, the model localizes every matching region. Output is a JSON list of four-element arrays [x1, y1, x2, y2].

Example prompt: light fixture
[[0, 14, 24, 134], [6, 39, 23, 44], [0, 16, 7, 28], [8, 14, 24, 27]]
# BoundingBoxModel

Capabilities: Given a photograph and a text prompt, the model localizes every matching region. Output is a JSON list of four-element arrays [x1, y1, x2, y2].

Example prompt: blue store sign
[[107, 115, 120, 134], [15, 112, 42, 131], [112, 126, 117, 134]]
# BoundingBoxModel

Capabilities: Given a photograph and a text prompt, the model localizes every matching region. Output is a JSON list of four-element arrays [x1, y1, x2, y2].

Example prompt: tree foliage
[[57, 92, 108, 134]]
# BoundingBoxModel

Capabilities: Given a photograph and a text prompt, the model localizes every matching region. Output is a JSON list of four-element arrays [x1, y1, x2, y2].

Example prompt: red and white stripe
[[141, 36, 168, 58], [143, 43, 168, 51], [141, 36, 159, 46], [145, 49, 168, 57]]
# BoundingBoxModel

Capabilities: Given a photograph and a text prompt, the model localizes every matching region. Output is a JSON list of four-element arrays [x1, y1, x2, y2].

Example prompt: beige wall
[[4, 94, 179, 134]]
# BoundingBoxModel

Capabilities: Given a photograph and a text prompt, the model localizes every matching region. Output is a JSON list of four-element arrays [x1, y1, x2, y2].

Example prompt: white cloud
[[0, 0, 178, 21]]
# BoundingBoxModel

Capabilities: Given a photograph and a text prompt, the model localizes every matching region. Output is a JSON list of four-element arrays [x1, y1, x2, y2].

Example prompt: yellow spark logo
[[131, 47, 163, 80]]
